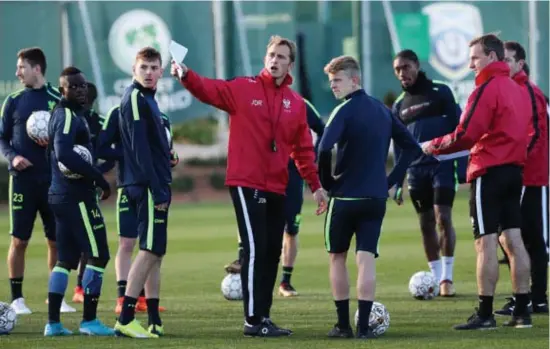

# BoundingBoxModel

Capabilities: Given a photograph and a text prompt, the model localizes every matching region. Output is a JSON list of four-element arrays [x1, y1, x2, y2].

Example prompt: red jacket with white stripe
[[512, 71, 549, 186], [426, 62, 530, 182], [179, 69, 321, 195]]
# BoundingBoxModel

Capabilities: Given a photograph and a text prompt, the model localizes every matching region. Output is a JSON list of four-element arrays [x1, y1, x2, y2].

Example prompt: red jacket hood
[[475, 61, 510, 86], [512, 70, 529, 85], [259, 68, 293, 88]]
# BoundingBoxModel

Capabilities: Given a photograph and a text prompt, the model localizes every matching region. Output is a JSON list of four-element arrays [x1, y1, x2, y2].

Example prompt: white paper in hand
[[169, 40, 188, 63], [169, 40, 188, 79]]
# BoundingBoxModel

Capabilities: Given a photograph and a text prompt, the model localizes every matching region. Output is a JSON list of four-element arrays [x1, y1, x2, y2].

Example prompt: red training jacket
[[426, 61, 529, 182], [180, 68, 321, 195], [512, 71, 549, 186]]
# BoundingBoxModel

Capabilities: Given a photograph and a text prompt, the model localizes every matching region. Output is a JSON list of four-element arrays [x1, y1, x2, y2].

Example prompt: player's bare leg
[[419, 210, 442, 287], [327, 252, 354, 337], [499, 229, 532, 327], [356, 251, 376, 338], [224, 233, 243, 274], [279, 232, 298, 297], [434, 205, 456, 296], [8, 237, 31, 314], [115, 237, 135, 313], [144, 258, 163, 335]]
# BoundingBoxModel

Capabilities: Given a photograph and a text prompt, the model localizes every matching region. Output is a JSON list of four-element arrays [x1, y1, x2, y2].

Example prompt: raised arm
[[174, 64, 239, 114], [426, 83, 495, 155]]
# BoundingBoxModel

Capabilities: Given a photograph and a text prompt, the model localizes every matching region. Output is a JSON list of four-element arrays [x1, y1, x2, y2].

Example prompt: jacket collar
[[512, 70, 529, 85], [403, 71, 431, 93], [475, 61, 510, 86], [258, 68, 293, 88], [58, 98, 83, 112], [132, 80, 156, 96], [344, 89, 366, 100]]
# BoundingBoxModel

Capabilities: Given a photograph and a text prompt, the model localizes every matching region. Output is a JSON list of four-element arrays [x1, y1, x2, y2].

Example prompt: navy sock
[[146, 298, 162, 326], [82, 265, 104, 322], [335, 299, 350, 329], [281, 266, 293, 284], [48, 266, 69, 323], [117, 280, 127, 298], [357, 300, 373, 332], [9, 277, 23, 301], [118, 296, 137, 325], [478, 295, 493, 318], [513, 293, 530, 316]]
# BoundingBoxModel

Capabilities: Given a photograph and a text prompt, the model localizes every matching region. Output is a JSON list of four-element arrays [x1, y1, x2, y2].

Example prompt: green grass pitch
[[0, 190, 547, 348]]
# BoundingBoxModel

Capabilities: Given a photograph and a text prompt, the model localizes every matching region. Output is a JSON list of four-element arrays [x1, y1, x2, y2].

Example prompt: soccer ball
[[58, 144, 93, 179], [408, 271, 438, 300], [26, 110, 51, 143], [0, 302, 17, 334], [221, 273, 242, 301], [353, 301, 390, 337]]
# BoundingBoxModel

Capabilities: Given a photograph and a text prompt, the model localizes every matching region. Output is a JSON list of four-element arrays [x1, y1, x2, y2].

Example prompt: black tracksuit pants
[[229, 186, 286, 324], [521, 185, 549, 303]]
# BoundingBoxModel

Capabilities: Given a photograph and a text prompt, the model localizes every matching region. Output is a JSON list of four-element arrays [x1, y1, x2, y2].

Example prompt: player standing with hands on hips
[[171, 35, 327, 337]]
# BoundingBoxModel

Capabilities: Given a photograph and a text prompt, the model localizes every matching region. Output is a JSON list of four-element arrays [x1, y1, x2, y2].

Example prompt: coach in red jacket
[[423, 34, 532, 330], [170, 35, 327, 337], [492, 41, 549, 316]]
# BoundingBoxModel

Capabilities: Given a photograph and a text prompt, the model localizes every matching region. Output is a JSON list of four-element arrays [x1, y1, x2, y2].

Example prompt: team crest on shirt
[[282, 99, 291, 110], [422, 2, 484, 81]]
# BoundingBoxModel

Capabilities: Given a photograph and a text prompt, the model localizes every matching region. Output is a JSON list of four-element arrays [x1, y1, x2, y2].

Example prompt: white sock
[[441, 256, 454, 282], [428, 259, 442, 283]]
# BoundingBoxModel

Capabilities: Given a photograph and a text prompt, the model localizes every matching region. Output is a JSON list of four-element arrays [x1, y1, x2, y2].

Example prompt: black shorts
[[9, 176, 55, 241], [407, 162, 456, 213], [324, 198, 386, 256], [116, 187, 138, 238], [284, 165, 304, 236], [469, 165, 522, 239], [125, 185, 170, 257], [50, 199, 109, 269]]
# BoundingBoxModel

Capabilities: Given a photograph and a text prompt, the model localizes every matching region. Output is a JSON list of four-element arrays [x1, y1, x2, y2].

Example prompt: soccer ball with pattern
[[354, 301, 390, 337], [408, 271, 438, 300], [26, 110, 51, 144], [0, 302, 17, 334], [221, 273, 242, 301], [58, 145, 93, 179]]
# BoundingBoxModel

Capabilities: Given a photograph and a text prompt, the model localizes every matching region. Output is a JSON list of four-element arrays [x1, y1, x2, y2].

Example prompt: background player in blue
[[97, 105, 177, 314], [0, 47, 75, 315], [114, 47, 172, 338], [72, 81, 115, 304], [44, 66, 113, 336], [318, 56, 420, 339], [390, 49, 466, 297], [279, 99, 324, 297]]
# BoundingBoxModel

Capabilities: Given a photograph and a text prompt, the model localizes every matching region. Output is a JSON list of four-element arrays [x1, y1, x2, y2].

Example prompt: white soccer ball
[[26, 110, 51, 144], [221, 273, 243, 301], [0, 302, 17, 334], [353, 301, 390, 337], [58, 144, 93, 179], [409, 271, 438, 300]]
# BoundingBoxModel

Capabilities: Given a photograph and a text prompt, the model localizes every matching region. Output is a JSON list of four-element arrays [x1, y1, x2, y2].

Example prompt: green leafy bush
[[209, 171, 226, 190], [172, 116, 218, 145], [171, 175, 195, 193]]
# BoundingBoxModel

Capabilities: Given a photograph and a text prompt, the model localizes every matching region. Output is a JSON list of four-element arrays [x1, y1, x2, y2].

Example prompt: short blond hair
[[324, 55, 361, 78], [266, 35, 297, 62]]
